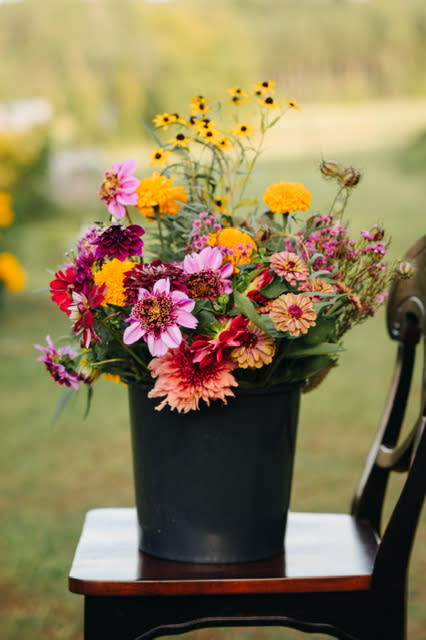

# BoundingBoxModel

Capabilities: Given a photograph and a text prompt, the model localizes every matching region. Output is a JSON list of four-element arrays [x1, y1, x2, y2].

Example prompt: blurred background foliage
[[0, 1, 425, 639]]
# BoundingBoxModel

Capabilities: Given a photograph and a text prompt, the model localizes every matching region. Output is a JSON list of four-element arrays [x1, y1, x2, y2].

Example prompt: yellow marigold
[[136, 173, 187, 219], [231, 322, 276, 369], [263, 181, 312, 214], [104, 372, 126, 385], [208, 227, 257, 266], [94, 258, 134, 306], [0, 192, 14, 227], [0, 252, 26, 292]]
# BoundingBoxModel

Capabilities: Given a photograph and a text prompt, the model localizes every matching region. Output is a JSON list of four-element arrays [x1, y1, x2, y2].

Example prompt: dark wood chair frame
[[69, 236, 426, 640]]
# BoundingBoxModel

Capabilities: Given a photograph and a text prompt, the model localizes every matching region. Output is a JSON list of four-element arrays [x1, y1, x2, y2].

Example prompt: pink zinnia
[[148, 340, 238, 412], [123, 278, 197, 356], [270, 251, 309, 286], [182, 246, 233, 300], [99, 159, 139, 219]]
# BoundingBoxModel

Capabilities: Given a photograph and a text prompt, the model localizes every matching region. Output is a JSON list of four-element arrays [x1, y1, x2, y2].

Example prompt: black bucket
[[128, 382, 301, 563]]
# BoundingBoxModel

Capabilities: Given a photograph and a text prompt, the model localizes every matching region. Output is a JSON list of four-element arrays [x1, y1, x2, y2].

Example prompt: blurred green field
[[1, 140, 425, 640]]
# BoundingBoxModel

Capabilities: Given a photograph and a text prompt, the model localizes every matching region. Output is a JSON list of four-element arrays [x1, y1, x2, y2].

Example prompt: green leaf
[[49, 387, 76, 427], [261, 279, 289, 298], [233, 290, 274, 335], [300, 316, 337, 345], [284, 341, 343, 358]]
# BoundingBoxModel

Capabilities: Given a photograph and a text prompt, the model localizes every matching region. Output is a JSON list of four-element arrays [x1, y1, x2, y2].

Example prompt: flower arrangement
[[0, 191, 26, 297], [37, 82, 402, 413]]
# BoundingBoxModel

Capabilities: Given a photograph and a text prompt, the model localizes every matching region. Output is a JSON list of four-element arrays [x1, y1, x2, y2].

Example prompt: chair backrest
[[352, 235, 426, 586]]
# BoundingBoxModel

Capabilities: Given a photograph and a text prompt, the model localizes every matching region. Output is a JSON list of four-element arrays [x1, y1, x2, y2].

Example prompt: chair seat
[[69, 508, 378, 597]]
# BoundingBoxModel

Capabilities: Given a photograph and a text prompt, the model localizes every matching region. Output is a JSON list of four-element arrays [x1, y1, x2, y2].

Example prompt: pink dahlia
[[148, 341, 238, 412], [99, 158, 139, 219], [123, 278, 197, 356], [182, 246, 233, 300]]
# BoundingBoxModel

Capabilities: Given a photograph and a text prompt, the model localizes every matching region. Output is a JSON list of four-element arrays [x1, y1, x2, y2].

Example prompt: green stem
[[99, 317, 149, 372]]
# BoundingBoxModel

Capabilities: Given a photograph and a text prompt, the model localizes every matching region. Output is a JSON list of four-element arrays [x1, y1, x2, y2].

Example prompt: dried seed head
[[396, 260, 415, 279], [341, 167, 362, 188], [320, 159, 341, 178], [369, 224, 385, 241]]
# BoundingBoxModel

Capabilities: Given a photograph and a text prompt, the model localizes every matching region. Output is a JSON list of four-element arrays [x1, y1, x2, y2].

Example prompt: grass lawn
[[1, 142, 424, 639]]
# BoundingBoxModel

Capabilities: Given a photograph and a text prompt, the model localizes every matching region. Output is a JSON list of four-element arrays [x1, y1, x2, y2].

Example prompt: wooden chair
[[69, 236, 426, 640]]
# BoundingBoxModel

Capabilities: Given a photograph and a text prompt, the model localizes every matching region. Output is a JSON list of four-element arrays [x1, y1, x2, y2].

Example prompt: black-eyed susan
[[228, 87, 248, 104], [169, 112, 186, 124], [198, 128, 220, 145], [257, 95, 281, 109], [214, 136, 232, 153], [212, 195, 231, 213], [190, 96, 211, 115], [231, 123, 255, 138], [149, 148, 172, 168], [167, 132, 192, 148], [253, 80, 276, 95], [152, 113, 174, 130], [285, 100, 300, 110]]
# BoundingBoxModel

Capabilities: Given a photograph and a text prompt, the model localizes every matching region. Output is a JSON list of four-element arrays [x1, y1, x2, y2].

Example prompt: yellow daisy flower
[[94, 258, 135, 307], [285, 99, 300, 110], [0, 191, 14, 227], [263, 181, 312, 214], [231, 123, 255, 138], [253, 80, 276, 95], [212, 195, 231, 213], [152, 113, 174, 130], [257, 96, 281, 109], [214, 136, 232, 152], [167, 132, 192, 148], [149, 148, 172, 168], [228, 87, 248, 104], [190, 97, 210, 115], [0, 252, 26, 292]]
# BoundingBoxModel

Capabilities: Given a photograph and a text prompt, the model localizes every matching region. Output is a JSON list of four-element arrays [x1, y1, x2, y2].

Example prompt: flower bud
[[340, 167, 362, 188], [396, 260, 415, 279], [320, 159, 341, 178]]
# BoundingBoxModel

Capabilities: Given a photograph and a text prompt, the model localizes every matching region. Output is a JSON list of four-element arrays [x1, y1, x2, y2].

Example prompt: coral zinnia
[[231, 322, 276, 369], [270, 251, 309, 285], [148, 341, 238, 412], [98, 158, 139, 219], [269, 293, 317, 337], [94, 258, 135, 306], [123, 278, 197, 357], [136, 172, 187, 219], [263, 181, 312, 214]]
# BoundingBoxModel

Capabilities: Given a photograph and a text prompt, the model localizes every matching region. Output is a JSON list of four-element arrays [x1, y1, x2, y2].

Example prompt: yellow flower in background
[[0, 252, 26, 292], [257, 95, 281, 109], [152, 113, 175, 130], [190, 96, 210, 116], [214, 136, 232, 152], [212, 195, 231, 213], [104, 372, 126, 385], [136, 173, 187, 219], [253, 80, 276, 95], [167, 132, 192, 148], [94, 258, 134, 307], [149, 148, 172, 168], [228, 87, 248, 104], [208, 226, 257, 266], [285, 100, 300, 110], [0, 192, 14, 227], [263, 181, 312, 213], [231, 123, 255, 138]]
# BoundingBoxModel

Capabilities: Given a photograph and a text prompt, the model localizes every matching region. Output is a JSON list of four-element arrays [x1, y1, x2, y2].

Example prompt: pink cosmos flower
[[99, 159, 139, 219], [34, 336, 84, 389], [123, 278, 197, 356], [182, 246, 233, 300], [148, 340, 238, 412]]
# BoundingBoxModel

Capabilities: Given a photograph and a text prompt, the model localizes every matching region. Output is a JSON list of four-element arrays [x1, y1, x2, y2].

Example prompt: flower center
[[134, 295, 173, 329], [287, 304, 303, 319], [99, 172, 119, 199], [187, 270, 222, 299]]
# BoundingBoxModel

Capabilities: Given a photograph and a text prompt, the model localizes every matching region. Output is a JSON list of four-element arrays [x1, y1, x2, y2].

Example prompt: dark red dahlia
[[93, 223, 145, 262], [123, 260, 188, 305], [50, 265, 76, 314]]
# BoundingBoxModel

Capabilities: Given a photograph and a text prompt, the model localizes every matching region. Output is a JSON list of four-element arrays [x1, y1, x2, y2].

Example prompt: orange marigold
[[136, 173, 187, 219], [94, 258, 134, 306], [263, 181, 312, 214], [208, 226, 257, 266]]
